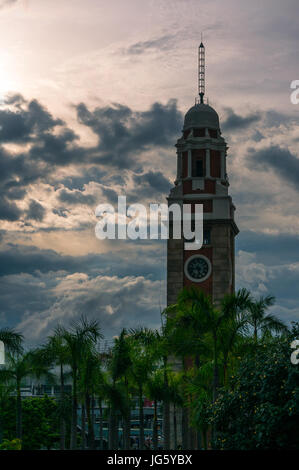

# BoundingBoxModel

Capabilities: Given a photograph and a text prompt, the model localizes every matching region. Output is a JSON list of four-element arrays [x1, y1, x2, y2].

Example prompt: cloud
[[76, 99, 182, 168], [0, 96, 78, 214], [0, 241, 166, 343], [0, 242, 165, 279], [0, 94, 182, 218], [26, 199, 46, 222], [221, 107, 262, 132], [58, 188, 96, 206], [16, 273, 163, 342], [235, 231, 299, 325], [123, 35, 175, 55], [236, 250, 268, 295], [0, 196, 22, 221], [246, 145, 299, 190], [0, 245, 78, 276], [236, 231, 299, 265], [131, 170, 172, 200], [0, 97, 63, 143]]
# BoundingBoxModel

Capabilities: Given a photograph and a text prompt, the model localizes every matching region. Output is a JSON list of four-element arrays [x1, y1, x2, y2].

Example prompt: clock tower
[[166, 41, 239, 450], [167, 42, 239, 307]]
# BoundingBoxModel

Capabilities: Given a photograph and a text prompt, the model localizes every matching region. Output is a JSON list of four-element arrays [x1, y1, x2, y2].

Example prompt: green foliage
[[1, 396, 60, 450], [209, 325, 299, 449], [0, 438, 22, 450]]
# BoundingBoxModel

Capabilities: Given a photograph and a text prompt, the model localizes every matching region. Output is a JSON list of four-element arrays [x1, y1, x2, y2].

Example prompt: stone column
[[187, 149, 192, 177], [177, 152, 181, 179], [206, 148, 210, 177], [221, 151, 225, 180]]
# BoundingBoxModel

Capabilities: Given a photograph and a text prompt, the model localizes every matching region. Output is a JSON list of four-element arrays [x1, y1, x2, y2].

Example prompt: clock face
[[184, 255, 211, 282]]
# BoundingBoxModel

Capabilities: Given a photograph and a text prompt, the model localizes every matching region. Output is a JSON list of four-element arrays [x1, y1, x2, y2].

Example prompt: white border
[[184, 254, 212, 283]]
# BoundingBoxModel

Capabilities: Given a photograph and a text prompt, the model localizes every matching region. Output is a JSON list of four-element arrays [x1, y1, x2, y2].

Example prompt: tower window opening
[[192, 159, 205, 177], [191, 149, 206, 177], [208, 128, 218, 138]]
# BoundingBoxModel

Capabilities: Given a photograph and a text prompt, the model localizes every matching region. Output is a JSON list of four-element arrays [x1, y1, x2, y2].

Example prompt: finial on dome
[[198, 36, 205, 104]]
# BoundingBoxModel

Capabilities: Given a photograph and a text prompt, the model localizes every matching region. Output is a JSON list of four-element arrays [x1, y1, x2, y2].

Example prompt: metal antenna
[[198, 38, 205, 104]]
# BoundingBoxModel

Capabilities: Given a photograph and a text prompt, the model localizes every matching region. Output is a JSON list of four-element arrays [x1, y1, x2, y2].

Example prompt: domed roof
[[183, 103, 220, 130]]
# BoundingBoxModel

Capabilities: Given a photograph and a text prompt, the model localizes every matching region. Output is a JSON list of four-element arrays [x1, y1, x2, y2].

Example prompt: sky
[[0, 0, 298, 346]]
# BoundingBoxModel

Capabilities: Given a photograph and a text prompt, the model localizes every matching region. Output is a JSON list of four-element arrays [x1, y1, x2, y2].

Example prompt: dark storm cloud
[[52, 207, 69, 218], [59, 167, 126, 192], [26, 199, 46, 222], [263, 110, 294, 128], [0, 196, 22, 221], [6, 187, 27, 200], [133, 171, 171, 192], [123, 34, 174, 55], [0, 245, 78, 276], [236, 231, 299, 265], [76, 99, 182, 168], [0, 146, 50, 218], [0, 241, 165, 341], [0, 242, 165, 279], [247, 145, 299, 190], [58, 189, 96, 206], [0, 95, 182, 209], [100, 187, 119, 205], [131, 170, 172, 200], [28, 128, 83, 165], [221, 108, 262, 132], [0, 95, 77, 215], [0, 272, 54, 328], [12, 272, 163, 344], [4, 93, 26, 106], [221, 108, 295, 134], [0, 96, 63, 143], [0, 95, 86, 221]]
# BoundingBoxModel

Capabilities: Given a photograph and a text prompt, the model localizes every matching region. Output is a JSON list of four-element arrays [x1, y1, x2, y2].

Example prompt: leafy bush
[[209, 324, 299, 449], [0, 438, 22, 450], [1, 396, 60, 450]]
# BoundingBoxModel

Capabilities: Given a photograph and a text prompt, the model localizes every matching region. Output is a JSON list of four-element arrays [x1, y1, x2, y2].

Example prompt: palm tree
[[78, 346, 103, 449], [167, 288, 219, 398], [167, 372, 184, 450], [0, 350, 53, 441], [40, 329, 70, 449], [183, 361, 213, 450], [218, 288, 252, 384], [104, 380, 127, 450], [0, 328, 23, 356], [247, 295, 287, 342], [166, 286, 243, 448], [129, 328, 159, 450], [146, 369, 166, 450], [59, 316, 102, 449], [96, 369, 109, 450], [110, 330, 133, 449]]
